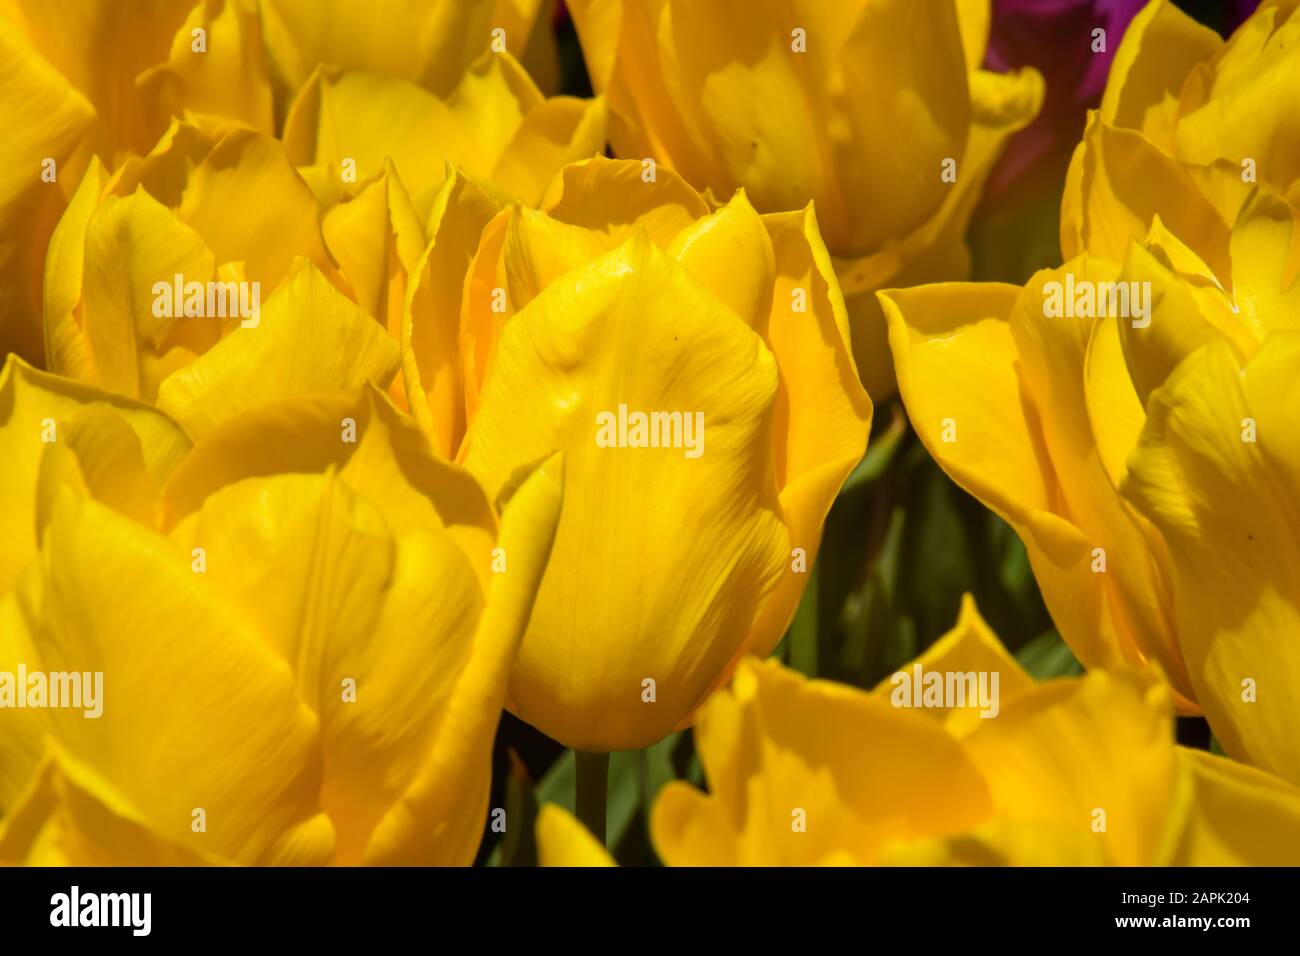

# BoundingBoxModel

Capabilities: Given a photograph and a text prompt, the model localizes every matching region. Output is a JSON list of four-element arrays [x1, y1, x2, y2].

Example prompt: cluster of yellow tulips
[[0, 0, 1297, 868]]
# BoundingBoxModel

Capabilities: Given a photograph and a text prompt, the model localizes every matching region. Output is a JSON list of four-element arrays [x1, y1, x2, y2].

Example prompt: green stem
[[574, 750, 611, 847]]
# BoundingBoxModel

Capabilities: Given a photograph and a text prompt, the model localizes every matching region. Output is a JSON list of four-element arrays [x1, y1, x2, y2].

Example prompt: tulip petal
[[367, 452, 563, 865], [0, 356, 190, 592], [463, 232, 788, 750], [0, 752, 222, 865], [1122, 333, 1300, 785], [1012, 260, 1189, 694], [883, 277, 1186, 688], [878, 815, 1112, 866], [836, 0, 971, 254], [838, 64, 1043, 399], [882, 281, 1057, 531], [1174, 12, 1300, 194], [652, 658, 992, 865], [322, 159, 427, 412], [490, 94, 609, 206], [79, 188, 218, 400], [1084, 314, 1148, 491], [871, 594, 1034, 736], [954, 0, 990, 71], [459, 209, 513, 425], [283, 67, 479, 218], [168, 471, 485, 864], [1074, 116, 1232, 284], [136, 0, 274, 137], [405, 167, 504, 455], [667, 190, 774, 332], [536, 803, 617, 867], [0, 590, 46, 817], [502, 205, 615, 316], [162, 383, 497, 569], [0, 12, 93, 363], [260, 0, 497, 99], [1100, 0, 1221, 149], [1115, 240, 1233, 410], [1170, 748, 1300, 865], [9, 492, 335, 865], [3, 0, 192, 159], [1228, 186, 1300, 340], [34, 407, 162, 533], [568, 0, 734, 212], [539, 157, 710, 249], [960, 670, 1181, 865], [104, 118, 217, 209], [653, 0, 856, 249], [447, 51, 543, 173], [722, 205, 869, 670], [176, 129, 336, 292], [155, 259, 400, 438], [43, 157, 107, 382]]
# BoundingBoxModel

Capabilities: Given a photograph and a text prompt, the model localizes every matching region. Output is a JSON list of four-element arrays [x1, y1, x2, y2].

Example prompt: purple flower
[[983, 0, 1147, 200], [983, 0, 1262, 201], [970, 0, 1263, 283], [1225, 0, 1261, 32]]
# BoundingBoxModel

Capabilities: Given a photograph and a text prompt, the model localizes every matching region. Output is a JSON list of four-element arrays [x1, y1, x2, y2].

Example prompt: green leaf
[[837, 505, 924, 689], [787, 561, 819, 677], [1015, 629, 1083, 679], [536, 749, 576, 811], [638, 733, 680, 810], [534, 744, 665, 853], [687, 749, 704, 788], [896, 450, 973, 643], [840, 403, 908, 494], [606, 751, 643, 848]]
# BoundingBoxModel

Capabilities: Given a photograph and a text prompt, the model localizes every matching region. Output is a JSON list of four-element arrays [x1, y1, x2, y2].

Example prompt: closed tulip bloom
[[567, 0, 1044, 398], [441, 157, 871, 751], [883, 0, 1300, 786], [0, 359, 563, 865], [539, 598, 1300, 865]]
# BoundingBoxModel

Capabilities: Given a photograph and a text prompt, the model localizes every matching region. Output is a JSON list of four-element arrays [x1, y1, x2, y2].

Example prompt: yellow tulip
[[0, 355, 191, 597], [38, 40, 602, 433], [282, 49, 606, 216], [41, 121, 400, 438], [438, 156, 870, 751], [566, 0, 1043, 398], [883, 0, 1300, 786], [536, 803, 616, 867], [0, 0, 274, 365], [1060, 0, 1300, 269], [5, 0, 595, 386], [0, 360, 564, 865], [537, 598, 1300, 865], [261, 0, 558, 104]]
